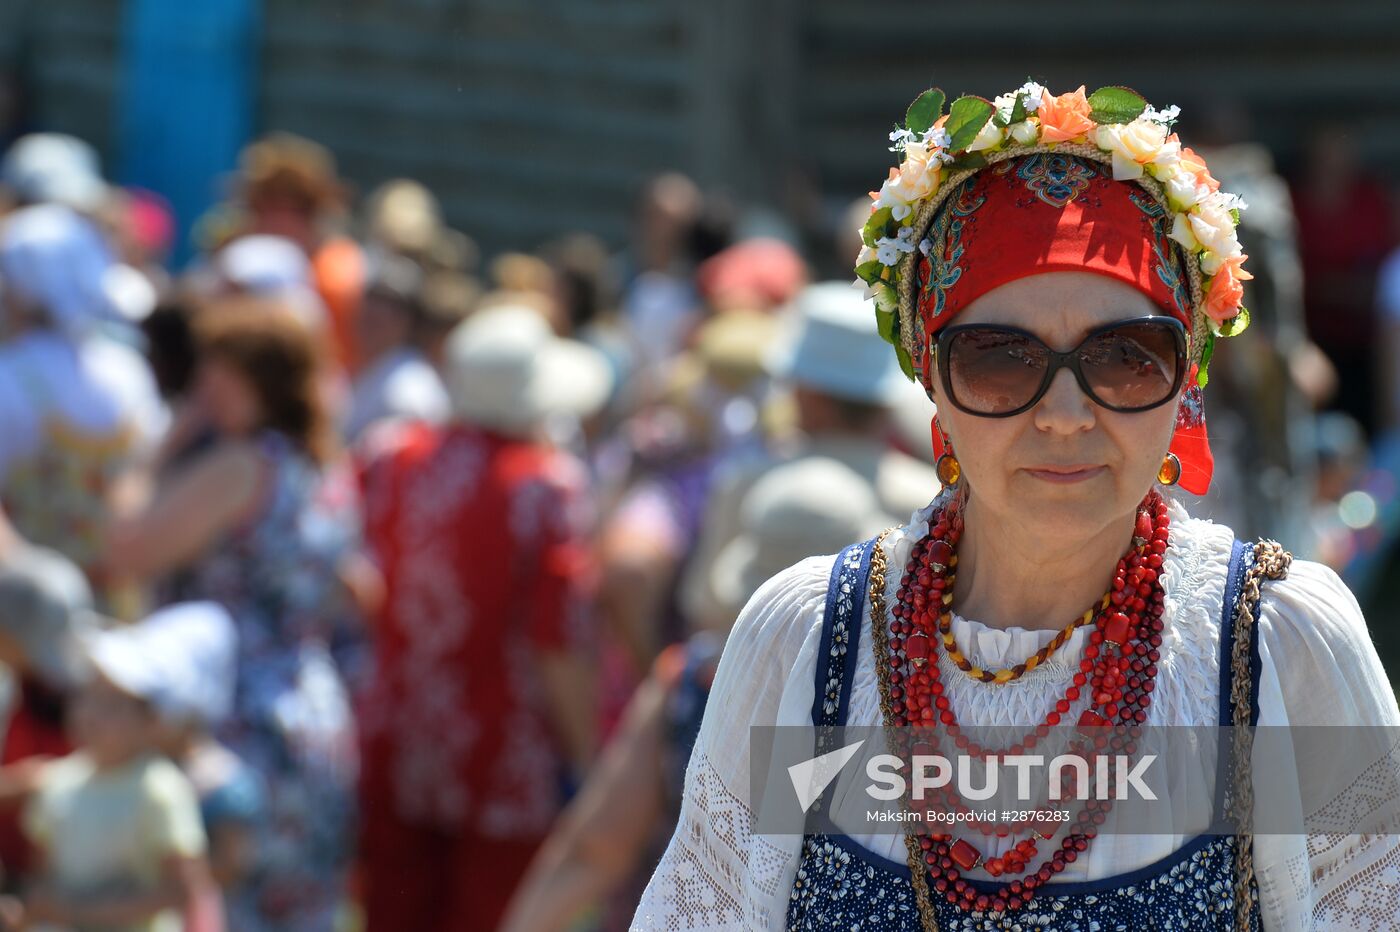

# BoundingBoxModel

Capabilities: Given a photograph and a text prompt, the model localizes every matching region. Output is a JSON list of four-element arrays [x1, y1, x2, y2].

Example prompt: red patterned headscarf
[[916, 153, 1213, 494]]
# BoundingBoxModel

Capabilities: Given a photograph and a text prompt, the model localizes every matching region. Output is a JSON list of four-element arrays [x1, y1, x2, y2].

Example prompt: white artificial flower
[[1009, 120, 1040, 146], [1094, 119, 1168, 181], [883, 145, 940, 210], [919, 238, 932, 257], [966, 119, 1005, 153], [1110, 151, 1144, 181], [927, 126, 952, 150], [872, 179, 910, 220], [993, 93, 1020, 125], [857, 244, 877, 266], [1168, 213, 1201, 252], [888, 127, 917, 152], [875, 239, 902, 266], [1165, 173, 1208, 211], [1143, 104, 1181, 126], [1147, 138, 1183, 182], [1218, 192, 1250, 213], [1019, 81, 1046, 113], [1199, 251, 1227, 277], [1188, 201, 1243, 261], [873, 165, 928, 221], [883, 227, 916, 255]]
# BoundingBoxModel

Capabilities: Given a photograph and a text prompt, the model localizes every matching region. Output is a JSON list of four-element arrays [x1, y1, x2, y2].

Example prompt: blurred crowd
[[0, 122, 1395, 932]]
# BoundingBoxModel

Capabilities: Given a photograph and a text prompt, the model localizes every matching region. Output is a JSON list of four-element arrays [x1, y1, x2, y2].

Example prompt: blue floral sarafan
[[785, 536, 1264, 931]]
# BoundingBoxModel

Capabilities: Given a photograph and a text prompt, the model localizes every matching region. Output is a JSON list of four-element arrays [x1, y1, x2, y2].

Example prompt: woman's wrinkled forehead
[[954, 271, 1163, 346]]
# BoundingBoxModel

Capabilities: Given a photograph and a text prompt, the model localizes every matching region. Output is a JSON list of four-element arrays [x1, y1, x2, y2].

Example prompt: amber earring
[[931, 416, 961, 487], [1157, 452, 1181, 486], [936, 453, 962, 486]]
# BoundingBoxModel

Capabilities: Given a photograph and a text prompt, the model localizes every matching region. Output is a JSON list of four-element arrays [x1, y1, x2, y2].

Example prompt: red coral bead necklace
[[881, 489, 1170, 913]]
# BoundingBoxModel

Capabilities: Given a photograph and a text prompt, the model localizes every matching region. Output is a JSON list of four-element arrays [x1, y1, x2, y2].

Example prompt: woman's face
[[197, 356, 264, 438], [928, 271, 1181, 537]]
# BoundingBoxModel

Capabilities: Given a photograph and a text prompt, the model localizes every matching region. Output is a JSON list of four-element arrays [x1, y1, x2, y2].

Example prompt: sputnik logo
[[788, 739, 866, 812]]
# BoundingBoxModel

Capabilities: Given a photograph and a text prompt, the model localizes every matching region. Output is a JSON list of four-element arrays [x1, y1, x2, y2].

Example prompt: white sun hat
[[215, 234, 311, 294], [0, 204, 127, 335], [768, 280, 909, 405], [444, 304, 614, 436], [85, 601, 237, 727], [710, 456, 895, 617], [1, 134, 109, 212]]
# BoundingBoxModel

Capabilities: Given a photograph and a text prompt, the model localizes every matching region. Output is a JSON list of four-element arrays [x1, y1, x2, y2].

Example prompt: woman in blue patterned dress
[[107, 299, 362, 931], [633, 85, 1400, 931]]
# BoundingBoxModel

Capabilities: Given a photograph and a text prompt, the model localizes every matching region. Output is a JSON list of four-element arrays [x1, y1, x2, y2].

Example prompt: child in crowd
[[9, 605, 220, 932], [0, 545, 95, 887], [137, 603, 264, 922]]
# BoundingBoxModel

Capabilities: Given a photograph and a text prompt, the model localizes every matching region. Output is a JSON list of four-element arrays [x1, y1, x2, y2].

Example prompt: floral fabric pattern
[[788, 832, 1260, 932], [357, 423, 595, 839], [1013, 153, 1095, 208], [161, 432, 360, 932]]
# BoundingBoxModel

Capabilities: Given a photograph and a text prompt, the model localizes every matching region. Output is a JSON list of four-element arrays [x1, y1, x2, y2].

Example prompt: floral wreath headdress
[[855, 82, 1252, 392]]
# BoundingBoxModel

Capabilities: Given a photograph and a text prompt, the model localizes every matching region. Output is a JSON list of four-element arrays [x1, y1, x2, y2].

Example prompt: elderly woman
[[633, 85, 1400, 931]]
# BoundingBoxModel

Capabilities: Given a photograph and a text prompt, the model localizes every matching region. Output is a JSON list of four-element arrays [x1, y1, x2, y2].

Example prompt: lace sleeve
[[631, 554, 833, 931], [1251, 557, 1400, 930]]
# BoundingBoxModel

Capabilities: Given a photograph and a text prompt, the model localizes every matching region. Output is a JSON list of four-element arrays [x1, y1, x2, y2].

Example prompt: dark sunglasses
[[934, 316, 1188, 417]]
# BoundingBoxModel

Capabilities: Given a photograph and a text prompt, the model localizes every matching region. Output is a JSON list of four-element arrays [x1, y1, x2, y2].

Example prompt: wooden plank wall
[[258, 0, 702, 248], [795, 0, 1400, 208], [4, 0, 1397, 254]]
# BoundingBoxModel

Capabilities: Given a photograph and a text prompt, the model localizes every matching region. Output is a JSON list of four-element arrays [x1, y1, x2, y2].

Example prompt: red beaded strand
[[882, 490, 1171, 913]]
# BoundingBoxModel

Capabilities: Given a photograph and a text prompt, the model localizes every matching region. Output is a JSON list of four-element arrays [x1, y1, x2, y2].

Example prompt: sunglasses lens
[[946, 329, 1049, 414], [1079, 321, 1182, 410]]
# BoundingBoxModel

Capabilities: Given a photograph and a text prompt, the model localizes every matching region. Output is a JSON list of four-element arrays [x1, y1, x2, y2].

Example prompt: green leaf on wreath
[[1010, 93, 1029, 125], [945, 96, 995, 153], [1218, 306, 1250, 338], [906, 88, 946, 135], [895, 342, 917, 381], [1087, 86, 1148, 125], [862, 207, 894, 248], [1196, 332, 1215, 388], [875, 307, 898, 343], [855, 260, 884, 285]]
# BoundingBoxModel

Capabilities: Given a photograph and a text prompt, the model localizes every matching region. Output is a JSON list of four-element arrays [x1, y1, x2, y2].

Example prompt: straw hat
[[443, 305, 613, 435], [364, 179, 443, 256], [768, 281, 908, 405], [710, 457, 894, 616]]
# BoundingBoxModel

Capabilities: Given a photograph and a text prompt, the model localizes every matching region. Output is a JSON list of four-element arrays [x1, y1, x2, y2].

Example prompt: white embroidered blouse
[[632, 497, 1400, 931]]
